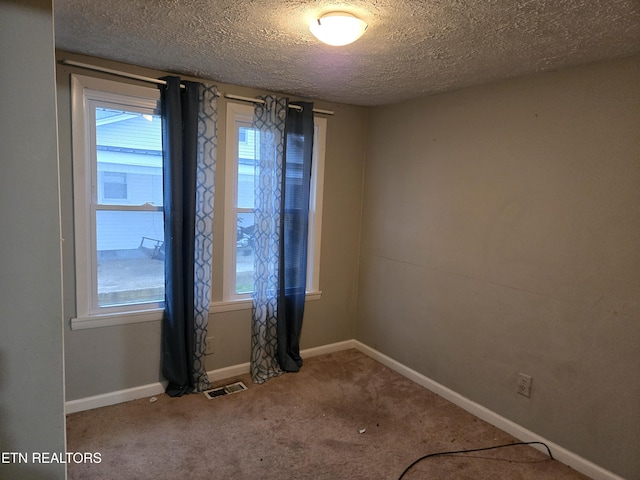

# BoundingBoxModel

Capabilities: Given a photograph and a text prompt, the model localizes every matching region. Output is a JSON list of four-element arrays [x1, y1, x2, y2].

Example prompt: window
[[223, 102, 325, 303], [71, 75, 164, 327], [102, 172, 128, 200]]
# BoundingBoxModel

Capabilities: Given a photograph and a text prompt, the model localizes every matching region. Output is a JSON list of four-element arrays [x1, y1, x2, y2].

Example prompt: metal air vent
[[203, 381, 247, 399]]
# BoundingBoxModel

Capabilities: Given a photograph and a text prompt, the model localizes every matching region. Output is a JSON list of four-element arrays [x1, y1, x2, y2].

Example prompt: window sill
[[69, 292, 322, 329], [70, 308, 163, 330], [210, 291, 322, 314]]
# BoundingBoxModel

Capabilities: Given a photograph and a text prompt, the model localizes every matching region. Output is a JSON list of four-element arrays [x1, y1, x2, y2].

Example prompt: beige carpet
[[66, 349, 591, 479]]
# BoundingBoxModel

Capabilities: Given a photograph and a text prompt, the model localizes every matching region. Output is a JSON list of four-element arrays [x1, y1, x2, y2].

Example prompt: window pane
[[237, 126, 256, 209], [96, 210, 164, 307], [95, 107, 163, 207], [236, 211, 255, 294]]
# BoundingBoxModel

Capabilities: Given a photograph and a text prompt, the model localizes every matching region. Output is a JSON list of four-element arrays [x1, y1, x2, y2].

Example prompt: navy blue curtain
[[160, 76, 199, 396], [277, 102, 314, 372]]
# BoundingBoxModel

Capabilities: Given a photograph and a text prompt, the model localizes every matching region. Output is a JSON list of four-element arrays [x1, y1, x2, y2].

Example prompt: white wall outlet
[[517, 373, 532, 398], [205, 336, 215, 355]]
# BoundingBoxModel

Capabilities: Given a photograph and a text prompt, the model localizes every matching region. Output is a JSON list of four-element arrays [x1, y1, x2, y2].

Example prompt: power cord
[[398, 441, 554, 479]]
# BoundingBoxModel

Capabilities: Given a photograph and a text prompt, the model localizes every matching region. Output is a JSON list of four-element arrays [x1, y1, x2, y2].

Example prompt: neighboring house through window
[[71, 75, 164, 328]]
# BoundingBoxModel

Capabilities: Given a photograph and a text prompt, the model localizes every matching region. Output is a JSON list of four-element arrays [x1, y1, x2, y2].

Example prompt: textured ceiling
[[54, 0, 640, 106]]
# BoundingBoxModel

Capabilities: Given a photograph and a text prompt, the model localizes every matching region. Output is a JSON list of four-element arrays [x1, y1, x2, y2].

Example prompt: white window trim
[[308, 116, 326, 293], [70, 74, 164, 329], [220, 102, 325, 308]]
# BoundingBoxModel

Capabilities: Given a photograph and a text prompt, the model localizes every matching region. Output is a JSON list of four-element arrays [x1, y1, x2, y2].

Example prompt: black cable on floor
[[398, 441, 554, 479]]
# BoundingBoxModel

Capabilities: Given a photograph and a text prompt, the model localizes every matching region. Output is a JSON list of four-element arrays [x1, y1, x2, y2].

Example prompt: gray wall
[[357, 55, 640, 479], [0, 1, 66, 479], [57, 52, 368, 400]]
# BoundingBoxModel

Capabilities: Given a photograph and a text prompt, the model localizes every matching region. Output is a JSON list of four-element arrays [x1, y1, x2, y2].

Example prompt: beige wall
[[357, 55, 640, 479], [57, 51, 367, 399]]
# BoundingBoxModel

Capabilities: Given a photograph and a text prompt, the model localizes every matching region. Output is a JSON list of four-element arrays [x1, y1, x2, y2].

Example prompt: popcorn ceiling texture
[[54, 0, 640, 106]]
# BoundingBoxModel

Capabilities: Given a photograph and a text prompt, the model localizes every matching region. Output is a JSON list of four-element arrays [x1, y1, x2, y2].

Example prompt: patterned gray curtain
[[192, 84, 218, 391], [161, 77, 217, 395], [250, 96, 288, 384]]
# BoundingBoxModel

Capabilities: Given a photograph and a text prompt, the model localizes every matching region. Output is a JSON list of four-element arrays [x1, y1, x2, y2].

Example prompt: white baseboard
[[64, 339, 623, 480], [207, 340, 356, 382], [65, 340, 356, 414], [352, 340, 625, 480], [300, 339, 356, 358], [65, 381, 168, 414]]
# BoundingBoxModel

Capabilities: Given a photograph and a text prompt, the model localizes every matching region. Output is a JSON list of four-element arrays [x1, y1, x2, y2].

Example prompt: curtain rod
[[61, 59, 176, 87], [223, 93, 334, 116], [60, 59, 334, 116]]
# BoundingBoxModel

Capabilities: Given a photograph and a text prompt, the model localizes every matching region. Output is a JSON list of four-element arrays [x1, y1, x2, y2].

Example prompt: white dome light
[[309, 12, 368, 46]]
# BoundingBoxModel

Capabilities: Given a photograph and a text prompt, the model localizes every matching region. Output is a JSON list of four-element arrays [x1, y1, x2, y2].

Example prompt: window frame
[[221, 101, 325, 306], [70, 74, 164, 329]]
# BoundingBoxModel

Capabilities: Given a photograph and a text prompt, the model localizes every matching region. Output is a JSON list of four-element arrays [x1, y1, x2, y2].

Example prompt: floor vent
[[203, 381, 247, 400]]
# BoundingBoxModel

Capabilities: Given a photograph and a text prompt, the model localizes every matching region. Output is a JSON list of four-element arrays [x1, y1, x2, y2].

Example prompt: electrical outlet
[[205, 336, 215, 355], [517, 373, 532, 398]]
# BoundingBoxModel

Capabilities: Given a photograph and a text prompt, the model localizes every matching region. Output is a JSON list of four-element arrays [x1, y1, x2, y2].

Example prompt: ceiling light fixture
[[309, 12, 368, 46]]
